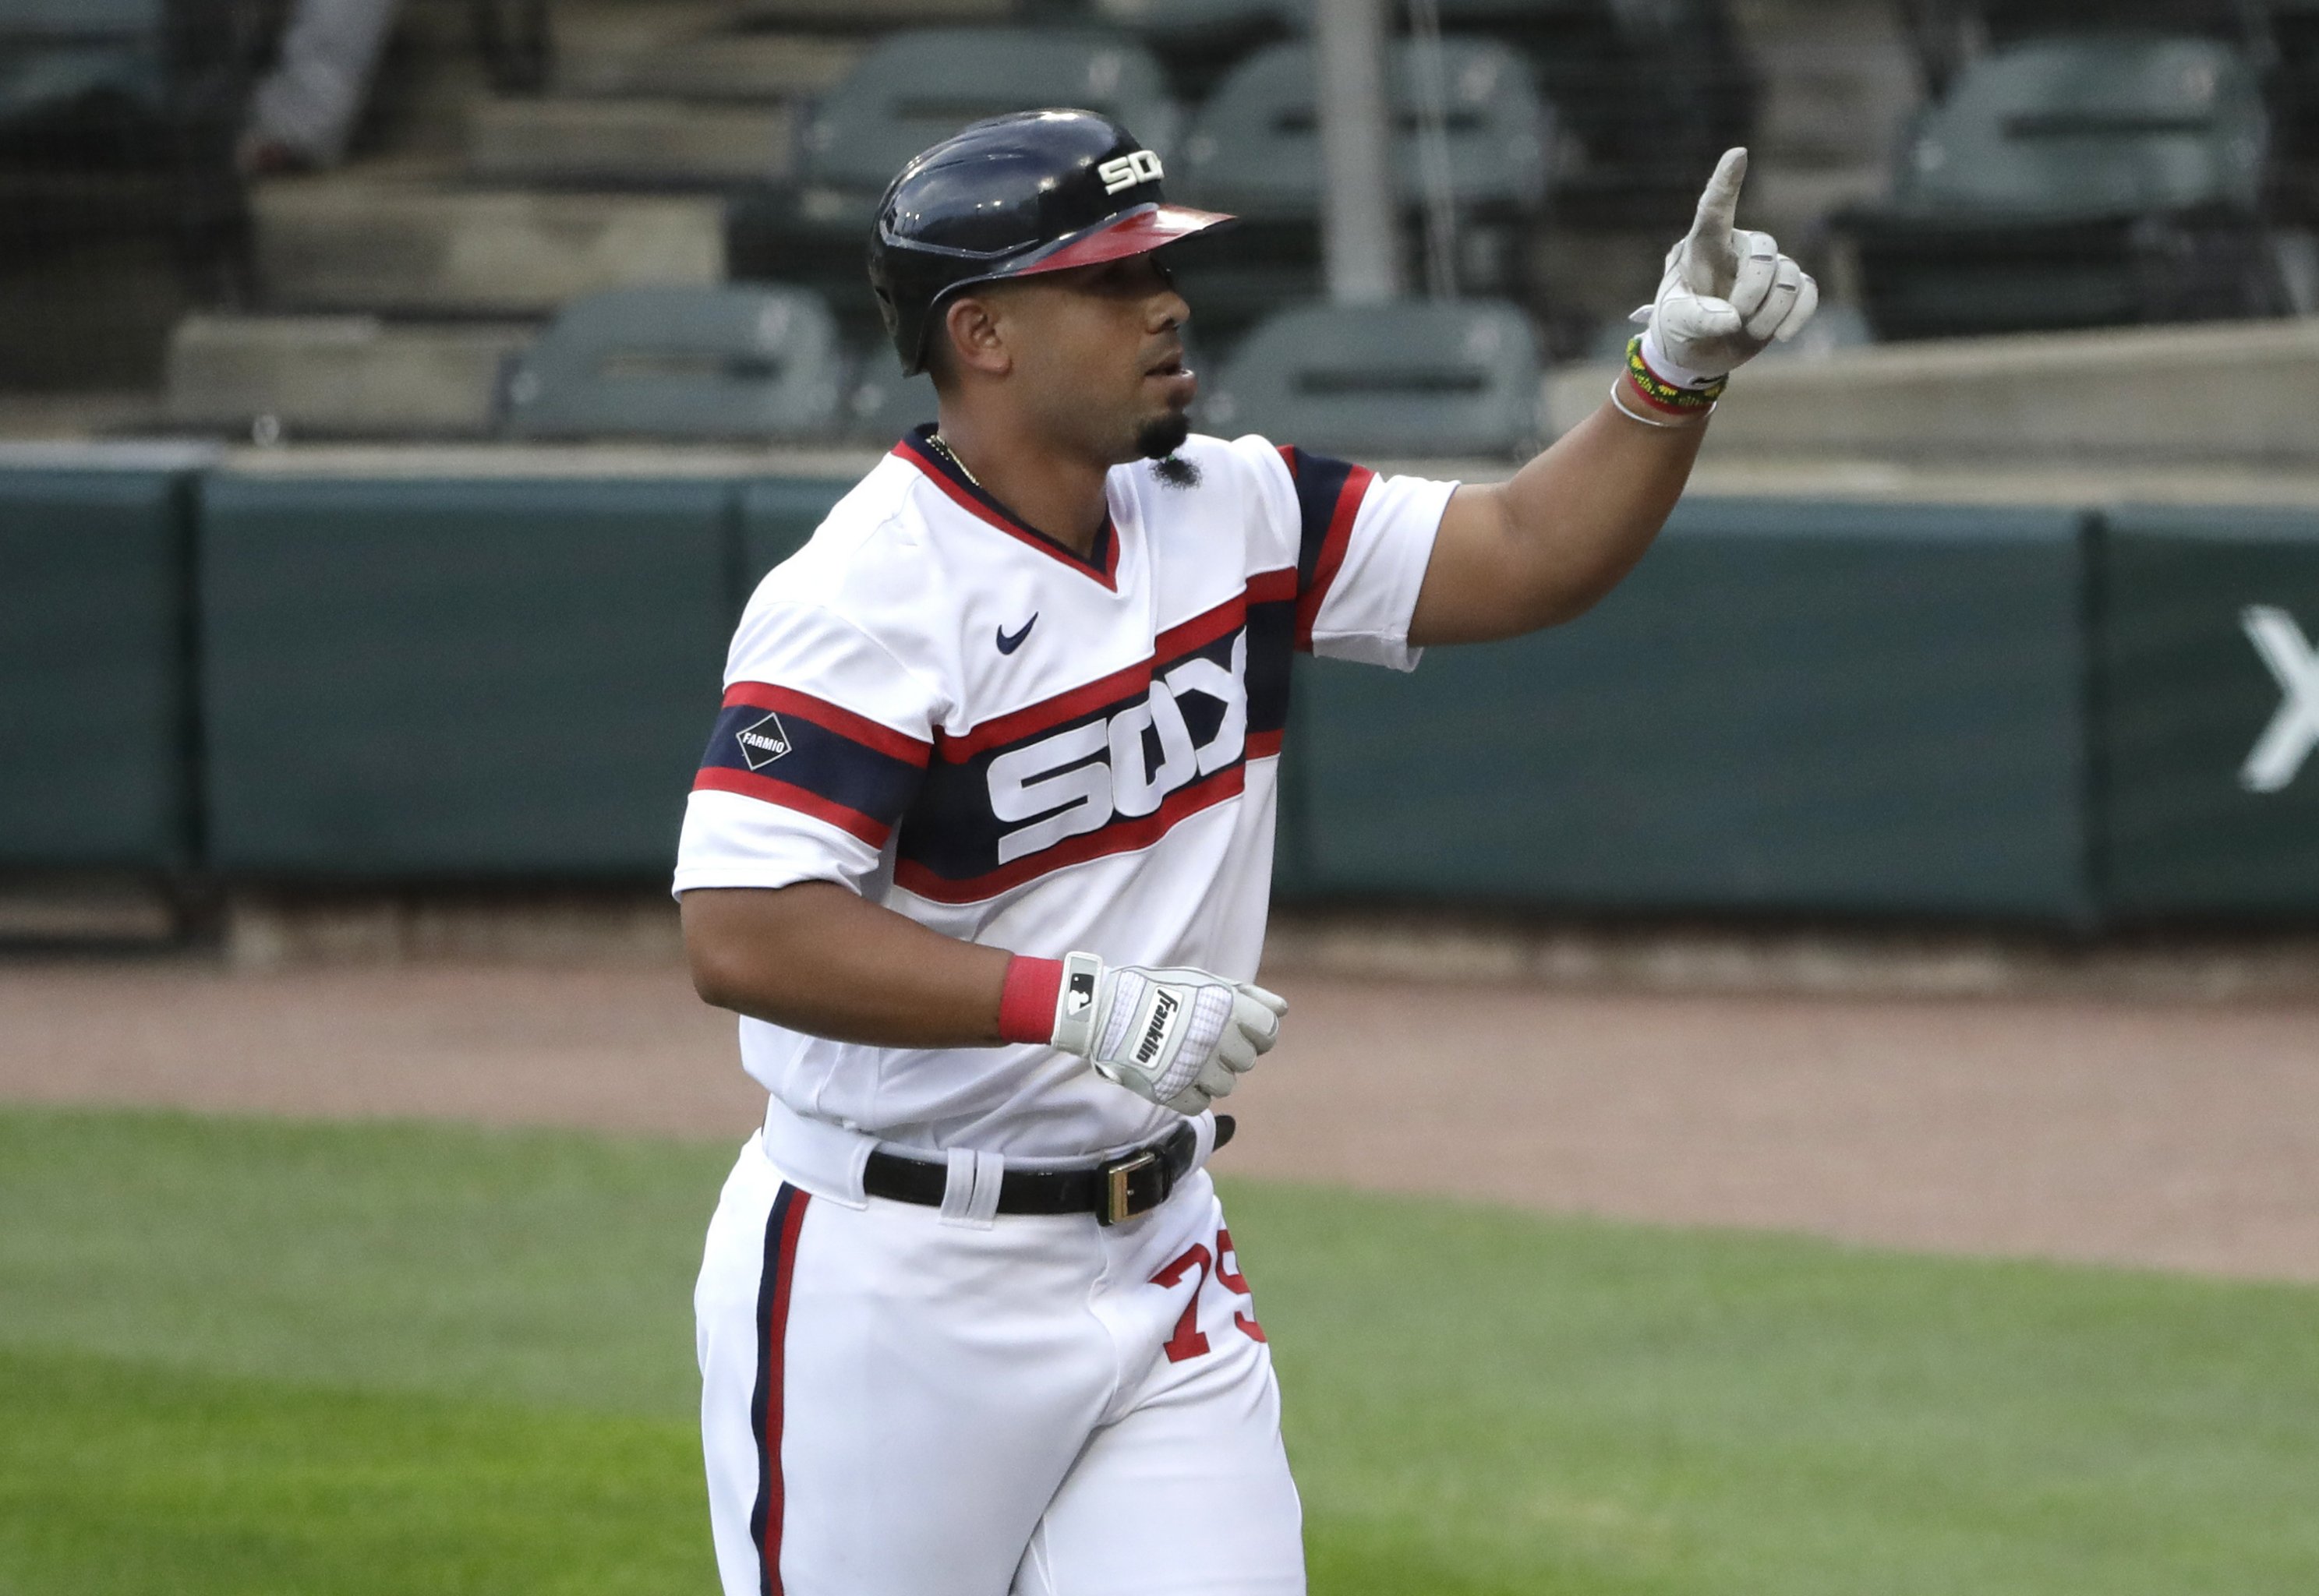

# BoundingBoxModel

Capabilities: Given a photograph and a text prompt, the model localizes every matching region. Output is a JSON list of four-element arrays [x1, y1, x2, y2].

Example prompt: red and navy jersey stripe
[[1279, 446, 1374, 650], [891, 577, 1295, 904], [695, 683, 930, 848], [893, 426, 1121, 588], [1242, 567, 1295, 761]]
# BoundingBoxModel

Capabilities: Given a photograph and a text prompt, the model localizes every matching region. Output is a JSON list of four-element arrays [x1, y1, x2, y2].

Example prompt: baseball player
[[677, 110, 1813, 1596]]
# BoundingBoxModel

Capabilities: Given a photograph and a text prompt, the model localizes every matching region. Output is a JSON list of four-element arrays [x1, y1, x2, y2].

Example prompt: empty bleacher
[[1834, 34, 2285, 341], [2, 0, 1789, 445], [5, 0, 2319, 464]]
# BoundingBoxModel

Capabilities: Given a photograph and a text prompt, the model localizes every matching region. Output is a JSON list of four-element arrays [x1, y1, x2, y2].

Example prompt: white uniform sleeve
[[1246, 439, 1457, 672], [673, 601, 939, 898]]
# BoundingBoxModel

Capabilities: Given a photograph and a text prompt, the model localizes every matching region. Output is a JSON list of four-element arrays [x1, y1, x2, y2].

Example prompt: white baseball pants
[[696, 1128, 1306, 1596]]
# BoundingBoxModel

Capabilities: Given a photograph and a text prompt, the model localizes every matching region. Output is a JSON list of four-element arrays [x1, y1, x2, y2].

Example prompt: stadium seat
[[0, 0, 232, 150], [800, 29, 1178, 201], [0, 0, 164, 24], [1183, 37, 1547, 220], [1434, 0, 1755, 227], [1930, 1, 2264, 53], [0, 2, 171, 58], [1197, 298, 1543, 460], [1834, 36, 2285, 341], [0, 1, 165, 128], [2260, 0, 2319, 225], [1101, 0, 1748, 224], [500, 285, 845, 442], [0, 0, 249, 308], [1900, 3, 2319, 231], [1174, 38, 1553, 339], [1091, 0, 1299, 101], [730, 27, 1179, 341]]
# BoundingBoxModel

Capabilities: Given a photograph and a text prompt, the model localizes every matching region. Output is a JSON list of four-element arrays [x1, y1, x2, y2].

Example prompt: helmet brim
[[896, 202, 1239, 374], [1013, 203, 1239, 276]]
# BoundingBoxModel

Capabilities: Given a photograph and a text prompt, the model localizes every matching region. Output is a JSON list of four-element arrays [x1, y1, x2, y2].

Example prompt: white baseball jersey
[[674, 425, 1455, 1158]]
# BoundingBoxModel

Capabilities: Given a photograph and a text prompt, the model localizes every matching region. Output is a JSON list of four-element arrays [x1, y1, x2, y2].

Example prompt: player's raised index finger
[[1687, 147, 1750, 242]]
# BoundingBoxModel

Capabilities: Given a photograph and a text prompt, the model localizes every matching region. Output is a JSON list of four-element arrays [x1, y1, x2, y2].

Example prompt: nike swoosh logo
[[996, 615, 1038, 655]]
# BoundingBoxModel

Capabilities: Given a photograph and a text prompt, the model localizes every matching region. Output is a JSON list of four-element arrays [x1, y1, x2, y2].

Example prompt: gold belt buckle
[[1101, 1148, 1161, 1227]]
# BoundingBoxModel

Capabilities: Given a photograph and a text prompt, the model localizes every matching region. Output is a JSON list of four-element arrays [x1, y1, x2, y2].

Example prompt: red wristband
[[997, 955, 1065, 1045]]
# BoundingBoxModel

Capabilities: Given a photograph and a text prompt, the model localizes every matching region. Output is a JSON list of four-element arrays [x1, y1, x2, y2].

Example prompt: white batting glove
[[1631, 147, 1819, 385], [1049, 951, 1287, 1116]]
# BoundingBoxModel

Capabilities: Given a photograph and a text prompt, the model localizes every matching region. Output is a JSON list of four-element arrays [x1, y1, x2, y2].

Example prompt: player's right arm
[[683, 887, 1286, 1114], [683, 881, 1012, 1047]]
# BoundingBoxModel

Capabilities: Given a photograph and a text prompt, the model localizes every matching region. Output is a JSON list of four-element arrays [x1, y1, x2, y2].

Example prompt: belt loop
[[762, 1098, 873, 1209], [939, 1147, 1004, 1229]]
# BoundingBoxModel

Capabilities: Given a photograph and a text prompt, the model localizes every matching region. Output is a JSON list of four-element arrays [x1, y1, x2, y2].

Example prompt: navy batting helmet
[[868, 109, 1235, 376]]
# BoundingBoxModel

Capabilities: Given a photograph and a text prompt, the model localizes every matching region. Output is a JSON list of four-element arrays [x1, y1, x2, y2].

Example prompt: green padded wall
[[1270, 671, 1317, 901], [739, 477, 855, 597], [2100, 507, 2319, 916], [1292, 499, 2092, 920], [200, 475, 736, 877], [0, 468, 191, 870]]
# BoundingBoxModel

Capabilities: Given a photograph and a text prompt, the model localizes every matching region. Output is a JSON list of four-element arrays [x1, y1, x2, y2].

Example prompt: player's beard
[[1136, 410, 1190, 461], [1136, 411, 1200, 489]]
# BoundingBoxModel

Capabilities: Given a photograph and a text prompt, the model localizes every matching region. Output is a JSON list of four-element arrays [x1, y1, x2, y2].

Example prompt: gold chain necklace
[[924, 432, 982, 489]]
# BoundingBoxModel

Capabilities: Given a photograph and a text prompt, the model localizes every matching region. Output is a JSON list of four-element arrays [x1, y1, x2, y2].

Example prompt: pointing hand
[[1631, 147, 1819, 383]]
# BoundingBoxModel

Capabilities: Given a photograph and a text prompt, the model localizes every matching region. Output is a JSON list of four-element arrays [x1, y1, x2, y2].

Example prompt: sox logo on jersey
[[989, 632, 1246, 865]]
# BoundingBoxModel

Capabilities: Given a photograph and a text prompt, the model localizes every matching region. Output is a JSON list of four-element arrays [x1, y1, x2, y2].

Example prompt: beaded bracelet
[[1624, 334, 1727, 415]]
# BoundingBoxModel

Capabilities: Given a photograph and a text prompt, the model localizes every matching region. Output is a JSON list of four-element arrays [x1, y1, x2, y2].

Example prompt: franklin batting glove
[[1631, 147, 1819, 386], [1026, 952, 1287, 1114]]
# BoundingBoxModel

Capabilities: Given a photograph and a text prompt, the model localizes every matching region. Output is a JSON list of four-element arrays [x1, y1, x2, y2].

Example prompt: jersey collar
[[893, 426, 1122, 591]]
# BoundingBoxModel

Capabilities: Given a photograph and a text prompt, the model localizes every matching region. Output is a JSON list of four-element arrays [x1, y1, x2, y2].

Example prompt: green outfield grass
[[3, 1107, 2316, 1596]]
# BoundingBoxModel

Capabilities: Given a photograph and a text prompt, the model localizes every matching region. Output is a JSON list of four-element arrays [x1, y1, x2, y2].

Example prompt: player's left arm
[[1408, 148, 1815, 648]]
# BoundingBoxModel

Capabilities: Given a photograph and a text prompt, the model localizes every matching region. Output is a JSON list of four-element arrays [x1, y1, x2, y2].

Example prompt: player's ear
[[942, 295, 1013, 381]]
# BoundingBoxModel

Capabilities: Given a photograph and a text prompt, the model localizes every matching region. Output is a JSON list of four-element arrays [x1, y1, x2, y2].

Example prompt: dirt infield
[[5, 954, 2318, 1282]]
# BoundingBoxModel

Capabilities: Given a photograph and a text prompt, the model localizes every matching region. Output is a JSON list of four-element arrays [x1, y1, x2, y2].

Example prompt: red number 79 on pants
[[1150, 1227, 1267, 1364]]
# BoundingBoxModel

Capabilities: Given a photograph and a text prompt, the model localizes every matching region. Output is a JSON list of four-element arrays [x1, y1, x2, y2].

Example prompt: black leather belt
[[864, 1115, 1234, 1227]]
